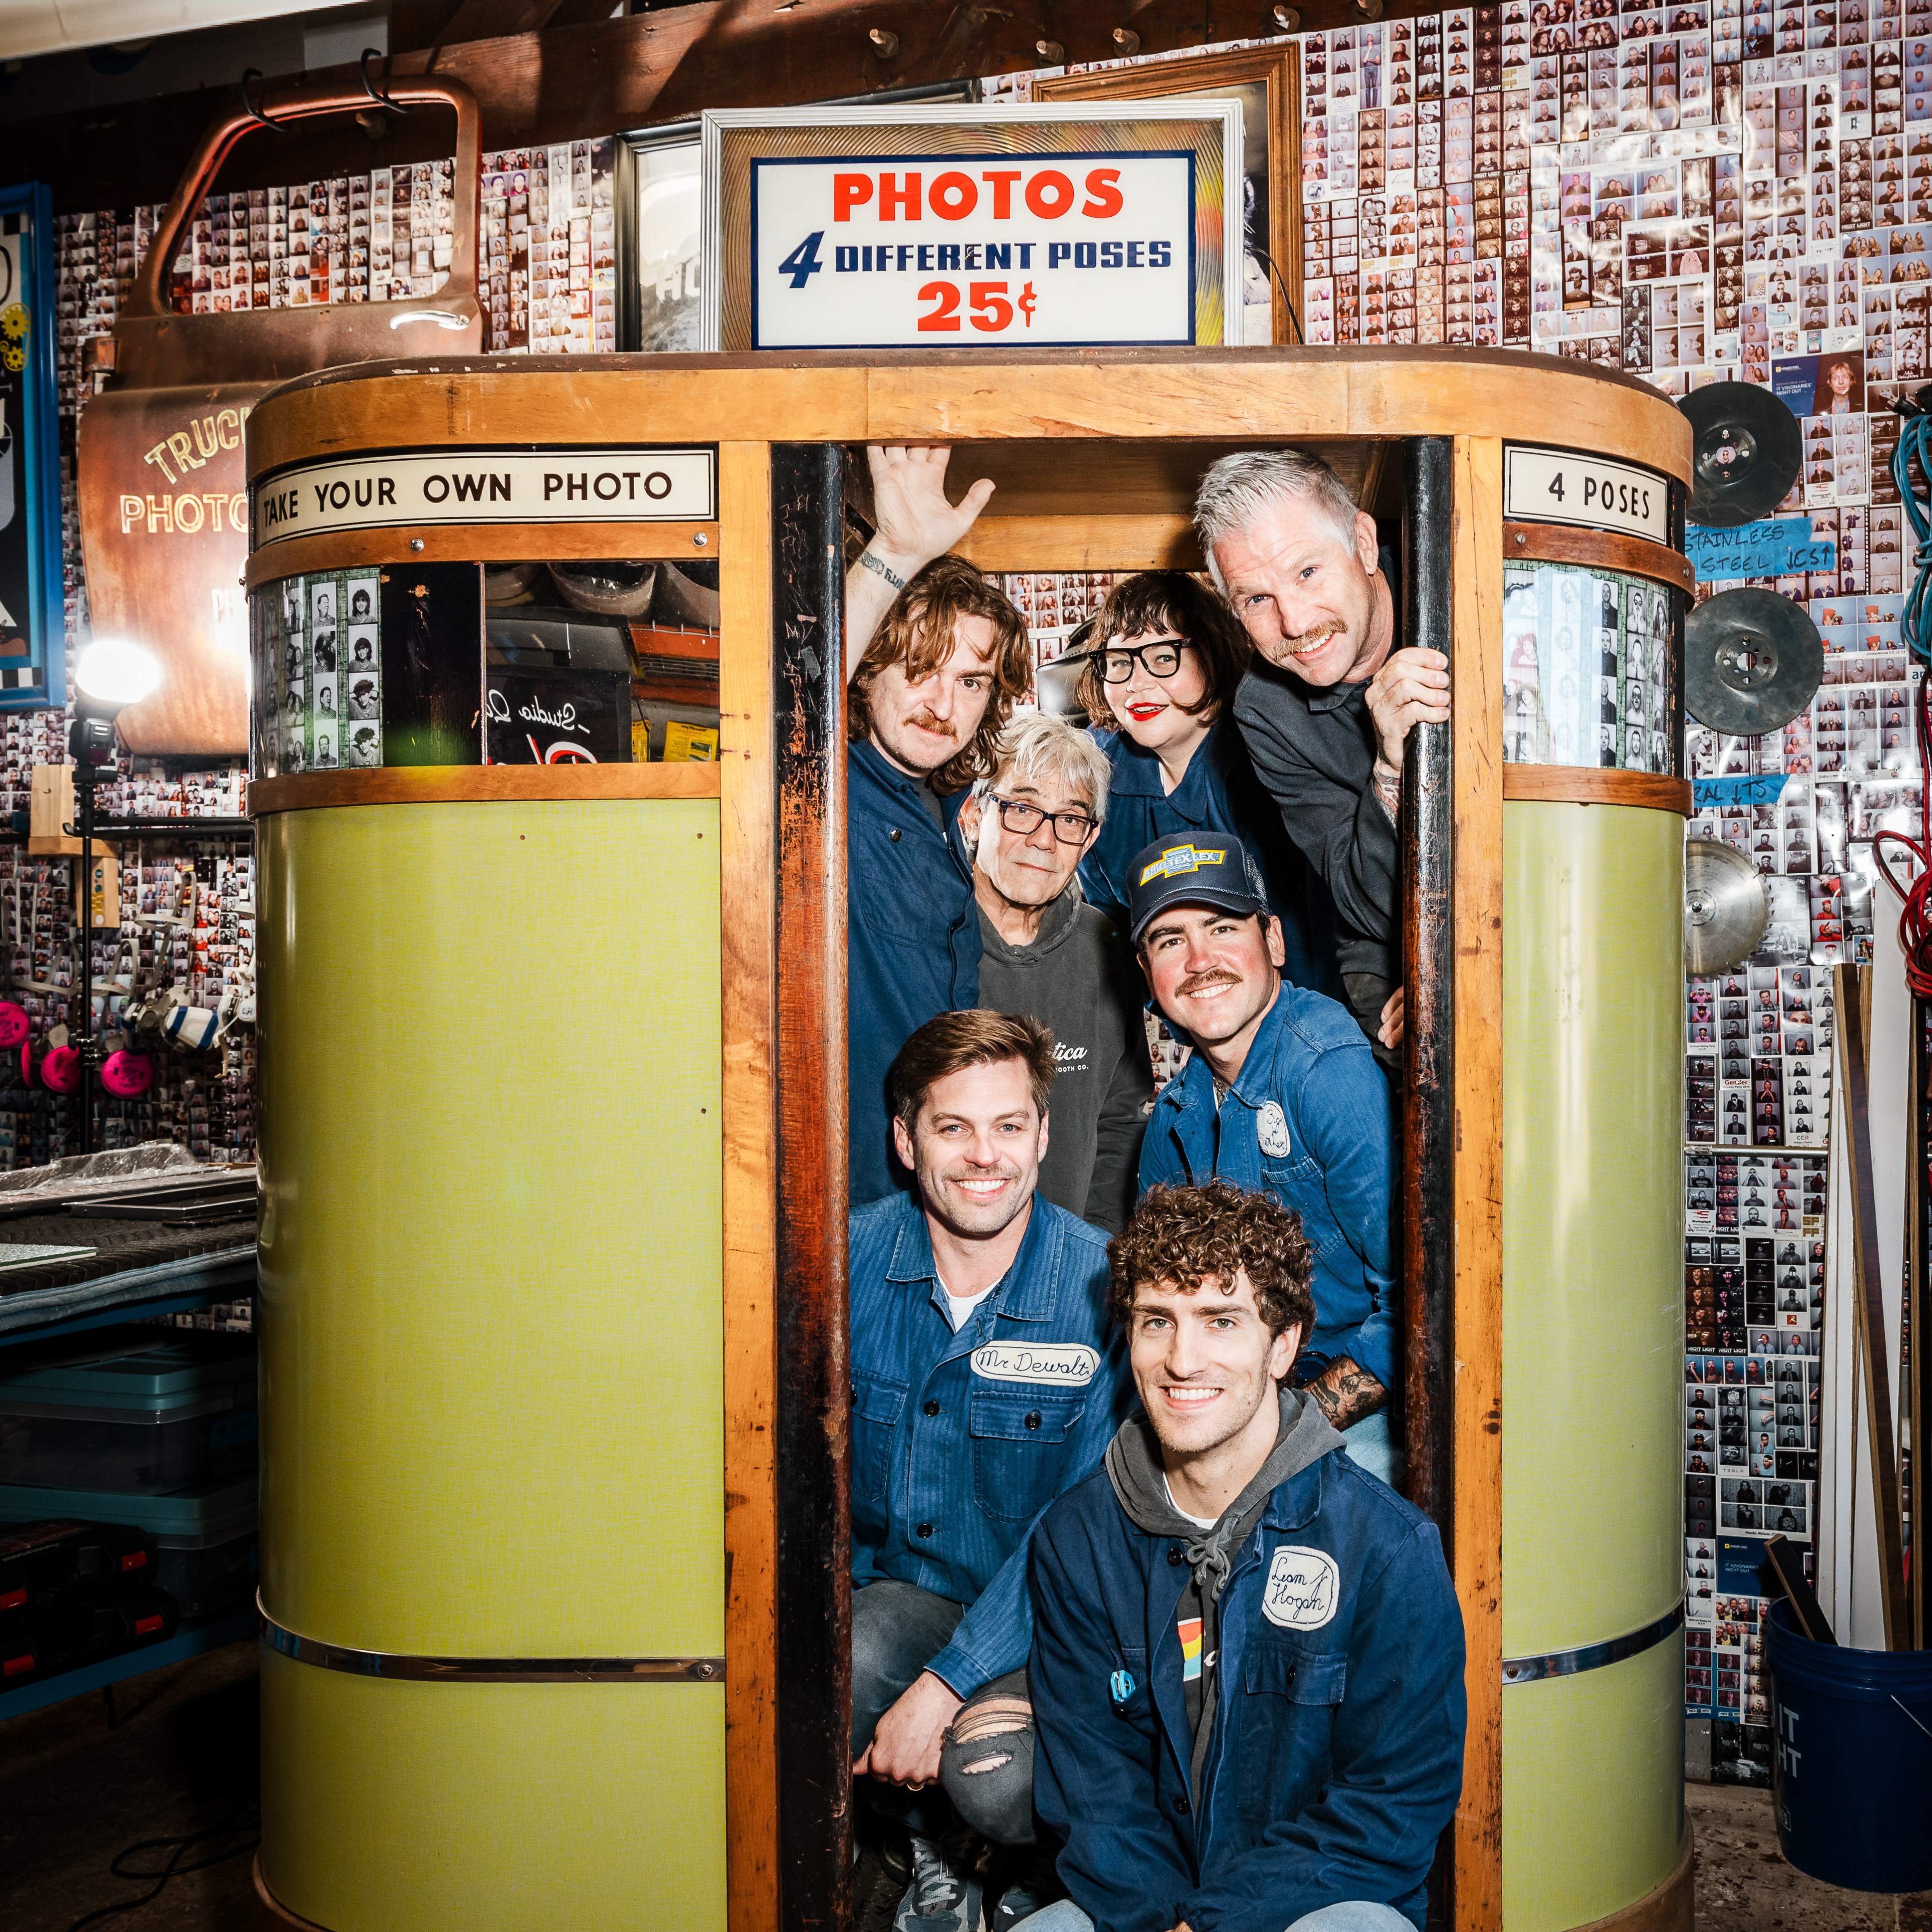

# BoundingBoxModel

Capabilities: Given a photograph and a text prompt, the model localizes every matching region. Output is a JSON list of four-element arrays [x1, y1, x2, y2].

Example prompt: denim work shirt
[[847, 739, 981, 1208], [848, 1190, 1132, 1697], [1077, 717, 1339, 997], [1030, 1451, 1466, 1932], [1136, 984, 1396, 1392]]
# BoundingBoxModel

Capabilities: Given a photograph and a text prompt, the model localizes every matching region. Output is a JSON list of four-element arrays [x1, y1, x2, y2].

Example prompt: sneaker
[[991, 1882, 1050, 1928], [892, 1834, 986, 1932]]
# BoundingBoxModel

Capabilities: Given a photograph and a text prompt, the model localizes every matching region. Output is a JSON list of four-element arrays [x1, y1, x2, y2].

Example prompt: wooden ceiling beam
[[4, 0, 1396, 213]]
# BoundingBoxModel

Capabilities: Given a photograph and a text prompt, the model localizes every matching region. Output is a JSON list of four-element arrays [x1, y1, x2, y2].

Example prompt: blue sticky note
[[1684, 518, 1835, 583], [1693, 775, 1790, 808]]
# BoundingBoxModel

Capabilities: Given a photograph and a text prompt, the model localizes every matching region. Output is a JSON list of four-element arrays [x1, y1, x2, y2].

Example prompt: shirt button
[[1168, 1548, 1183, 1565], [924, 1400, 941, 1417], [916, 1522, 934, 1539], [1025, 1412, 1041, 1429], [889, 828, 902, 842], [1173, 1795, 1191, 1815]]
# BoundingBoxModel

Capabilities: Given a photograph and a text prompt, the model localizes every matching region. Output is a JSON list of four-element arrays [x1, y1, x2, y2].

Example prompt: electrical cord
[[1245, 245, 1305, 345], [63, 1807, 260, 1932], [1879, 392, 1932, 998]]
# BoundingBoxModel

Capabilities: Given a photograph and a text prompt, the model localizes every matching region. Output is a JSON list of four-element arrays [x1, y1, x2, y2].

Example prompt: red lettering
[[931, 171, 978, 220], [833, 174, 874, 221], [880, 172, 922, 221], [1025, 171, 1075, 219], [981, 170, 1023, 218], [1082, 168, 1124, 218]]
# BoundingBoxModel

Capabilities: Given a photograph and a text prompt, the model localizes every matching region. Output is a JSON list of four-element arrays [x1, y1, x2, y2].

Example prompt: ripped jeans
[[852, 1577, 1037, 1845]]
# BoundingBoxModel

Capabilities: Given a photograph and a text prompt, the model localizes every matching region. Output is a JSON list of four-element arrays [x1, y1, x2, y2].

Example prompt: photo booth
[[241, 346, 1693, 1932]]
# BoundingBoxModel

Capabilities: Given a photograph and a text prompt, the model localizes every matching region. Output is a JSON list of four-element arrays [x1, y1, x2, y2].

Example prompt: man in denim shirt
[[851, 1009, 1132, 1932], [843, 447, 1032, 1207], [1130, 832, 1399, 1483]]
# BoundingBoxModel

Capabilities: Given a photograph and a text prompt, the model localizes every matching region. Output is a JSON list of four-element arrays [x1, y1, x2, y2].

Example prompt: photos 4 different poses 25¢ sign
[[702, 104, 1247, 352]]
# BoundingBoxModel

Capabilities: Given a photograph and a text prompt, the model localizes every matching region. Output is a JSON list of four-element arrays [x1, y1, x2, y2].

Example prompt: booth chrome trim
[[259, 1599, 725, 1683], [1501, 1602, 1685, 1685]]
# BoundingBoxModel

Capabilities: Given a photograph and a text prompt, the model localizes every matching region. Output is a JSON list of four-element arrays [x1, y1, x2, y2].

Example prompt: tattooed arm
[[1305, 1356, 1389, 1430]]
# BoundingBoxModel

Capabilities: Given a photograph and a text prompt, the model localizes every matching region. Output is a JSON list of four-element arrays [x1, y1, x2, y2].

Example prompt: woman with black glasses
[[1074, 572, 1339, 994]]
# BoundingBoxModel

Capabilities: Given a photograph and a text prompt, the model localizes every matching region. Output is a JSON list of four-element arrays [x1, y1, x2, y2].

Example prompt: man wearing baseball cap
[[1129, 830, 1400, 1482]]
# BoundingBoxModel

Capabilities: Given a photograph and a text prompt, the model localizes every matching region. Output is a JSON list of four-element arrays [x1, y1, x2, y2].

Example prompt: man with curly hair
[[843, 445, 1033, 1207], [1024, 1182, 1465, 1932]]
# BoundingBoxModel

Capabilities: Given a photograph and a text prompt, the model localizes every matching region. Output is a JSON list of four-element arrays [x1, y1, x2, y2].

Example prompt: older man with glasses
[[959, 713, 1154, 1234]]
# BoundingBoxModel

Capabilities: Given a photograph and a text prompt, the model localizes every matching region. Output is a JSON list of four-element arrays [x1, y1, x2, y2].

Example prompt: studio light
[[72, 638, 161, 711], [63, 636, 165, 1156]]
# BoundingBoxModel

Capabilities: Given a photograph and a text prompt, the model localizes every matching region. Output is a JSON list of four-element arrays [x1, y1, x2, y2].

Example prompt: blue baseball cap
[[1126, 832, 1270, 942]]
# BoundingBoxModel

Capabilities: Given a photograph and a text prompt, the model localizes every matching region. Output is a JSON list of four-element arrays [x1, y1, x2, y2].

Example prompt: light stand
[[64, 642, 160, 1160], [66, 709, 117, 1156]]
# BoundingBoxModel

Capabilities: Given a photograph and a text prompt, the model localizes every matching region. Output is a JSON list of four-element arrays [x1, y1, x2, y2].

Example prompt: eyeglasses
[[990, 793, 1099, 845], [1095, 639, 1193, 683]]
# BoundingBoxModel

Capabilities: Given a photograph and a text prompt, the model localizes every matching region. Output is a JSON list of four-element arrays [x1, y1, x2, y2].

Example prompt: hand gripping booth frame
[[240, 349, 1694, 1932]]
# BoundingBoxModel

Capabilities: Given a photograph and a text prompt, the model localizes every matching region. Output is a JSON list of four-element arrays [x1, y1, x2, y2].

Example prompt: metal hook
[[360, 48, 412, 114], [240, 68, 284, 131]]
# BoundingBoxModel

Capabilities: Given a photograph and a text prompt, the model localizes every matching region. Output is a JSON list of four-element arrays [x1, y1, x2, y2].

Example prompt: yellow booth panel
[[1501, 1636, 1686, 1931], [256, 798, 724, 1658], [260, 1646, 727, 1932], [1501, 799, 1685, 1658]]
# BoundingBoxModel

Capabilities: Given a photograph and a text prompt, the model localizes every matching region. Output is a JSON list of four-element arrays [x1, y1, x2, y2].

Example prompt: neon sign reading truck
[[749, 152, 1204, 350], [250, 447, 719, 547]]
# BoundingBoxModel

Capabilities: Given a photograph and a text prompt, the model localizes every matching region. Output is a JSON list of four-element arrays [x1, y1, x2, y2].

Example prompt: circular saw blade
[[1684, 587, 1823, 737], [1684, 837, 1771, 975], [1680, 381, 1803, 527]]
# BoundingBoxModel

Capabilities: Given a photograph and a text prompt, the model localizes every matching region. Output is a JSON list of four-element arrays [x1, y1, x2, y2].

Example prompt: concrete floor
[[1688, 1783, 1932, 1932], [4, 1644, 1931, 1931]]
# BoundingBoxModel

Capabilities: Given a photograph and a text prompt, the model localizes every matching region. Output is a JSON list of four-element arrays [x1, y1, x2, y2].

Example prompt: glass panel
[[1502, 559, 1680, 775]]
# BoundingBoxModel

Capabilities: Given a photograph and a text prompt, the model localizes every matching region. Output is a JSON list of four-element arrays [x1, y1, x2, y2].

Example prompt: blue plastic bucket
[[1767, 1600, 1932, 1892]]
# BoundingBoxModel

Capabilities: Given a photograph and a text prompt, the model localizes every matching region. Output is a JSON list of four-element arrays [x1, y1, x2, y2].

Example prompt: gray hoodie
[[1105, 1384, 1345, 1801], [975, 885, 1154, 1234]]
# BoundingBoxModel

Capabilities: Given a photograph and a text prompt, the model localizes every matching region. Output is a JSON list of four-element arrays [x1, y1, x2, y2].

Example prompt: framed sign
[[1503, 443, 1670, 543], [0, 184, 61, 710], [1032, 46, 1301, 347], [702, 103, 1245, 351]]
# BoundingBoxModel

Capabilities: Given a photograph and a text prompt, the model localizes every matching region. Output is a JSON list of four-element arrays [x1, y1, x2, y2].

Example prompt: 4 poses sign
[[703, 104, 1246, 351]]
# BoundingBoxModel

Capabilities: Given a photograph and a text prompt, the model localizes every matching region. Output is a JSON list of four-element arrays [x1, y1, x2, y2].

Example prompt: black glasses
[[990, 793, 1099, 845], [1096, 639, 1193, 683]]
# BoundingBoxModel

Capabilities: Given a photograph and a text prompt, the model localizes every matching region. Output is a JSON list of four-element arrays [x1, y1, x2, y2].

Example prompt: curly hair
[[1075, 571, 1253, 727], [847, 555, 1032, 795], [1107, 1181, 1317, 1338]]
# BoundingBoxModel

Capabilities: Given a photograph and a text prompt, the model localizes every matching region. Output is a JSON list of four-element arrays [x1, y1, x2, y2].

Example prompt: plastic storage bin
[[0, 1476, 257, 1619], [0, 1328, 255, 1493]]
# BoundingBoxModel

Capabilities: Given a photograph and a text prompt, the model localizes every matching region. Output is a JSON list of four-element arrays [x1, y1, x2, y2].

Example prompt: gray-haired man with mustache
[[1194, 451, 1452, 1068]]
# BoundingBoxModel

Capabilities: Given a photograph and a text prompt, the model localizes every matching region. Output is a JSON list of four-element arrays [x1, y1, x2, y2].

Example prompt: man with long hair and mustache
[[1128, 830, 1399, 1485], [1195, 449, 1453, 1066], [843, 447, 1034, 1206]]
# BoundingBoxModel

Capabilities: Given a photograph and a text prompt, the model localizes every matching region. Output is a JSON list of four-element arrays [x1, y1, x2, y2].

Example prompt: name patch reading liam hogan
[[970, 1343, 1100, 1385], [1262, 1544, 1341, 1630]]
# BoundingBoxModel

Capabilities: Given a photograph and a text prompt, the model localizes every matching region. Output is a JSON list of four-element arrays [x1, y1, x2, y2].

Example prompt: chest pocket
[[968, 1391, 1086, 1522], [1234, 1642, 1348, 1819], [1260, 1157, 1342, 1258], [851, 1375, 906, 1506], [853, 812, 961, 950]]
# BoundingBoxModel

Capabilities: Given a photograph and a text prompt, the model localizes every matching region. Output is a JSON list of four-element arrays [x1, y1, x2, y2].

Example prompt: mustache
[[904, 708, 957, 739], [1176, 968, 1242, 997], [1276, 619, 1345, 656]]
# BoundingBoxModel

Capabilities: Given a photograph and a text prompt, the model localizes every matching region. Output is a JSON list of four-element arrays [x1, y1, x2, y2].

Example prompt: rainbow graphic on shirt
[[1177, 1615, 1204, 1682]]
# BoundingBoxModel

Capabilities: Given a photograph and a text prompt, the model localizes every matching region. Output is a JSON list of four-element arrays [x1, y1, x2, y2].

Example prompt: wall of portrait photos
[[0, 14, 1914, 1742]]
